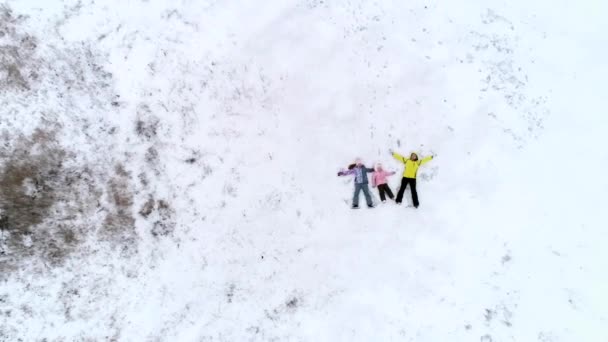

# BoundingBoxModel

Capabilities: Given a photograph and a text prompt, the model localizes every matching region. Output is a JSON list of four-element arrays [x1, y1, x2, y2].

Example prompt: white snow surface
[[1, 0, 607, 341]]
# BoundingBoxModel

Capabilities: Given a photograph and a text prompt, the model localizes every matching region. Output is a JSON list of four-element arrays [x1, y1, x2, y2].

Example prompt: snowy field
[[1, 0, 607, 341]]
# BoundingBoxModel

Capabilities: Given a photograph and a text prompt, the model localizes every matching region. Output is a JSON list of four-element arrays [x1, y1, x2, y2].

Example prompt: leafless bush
[[0, 129, 100, 275], [0, 6, 38, 90], [135, 104, 160, 140]]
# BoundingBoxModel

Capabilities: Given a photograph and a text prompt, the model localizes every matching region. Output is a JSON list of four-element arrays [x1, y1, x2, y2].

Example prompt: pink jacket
[[372, 170, 395, 187]]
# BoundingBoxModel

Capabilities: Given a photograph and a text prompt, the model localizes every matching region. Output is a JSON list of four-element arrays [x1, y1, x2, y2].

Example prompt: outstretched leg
[[385, 184, 395, 200], [352, 184, 362, 207], [378, 185, 386, 201], [409, 179, 419, 207], [362, 184, 373, 207], [395, 177, 408, 204]]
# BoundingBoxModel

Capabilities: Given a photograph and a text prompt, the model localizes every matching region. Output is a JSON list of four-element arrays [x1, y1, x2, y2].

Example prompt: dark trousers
[[396, 177, 419, 207], [377, 184, 394, 201], [353, 183, 373, 207]]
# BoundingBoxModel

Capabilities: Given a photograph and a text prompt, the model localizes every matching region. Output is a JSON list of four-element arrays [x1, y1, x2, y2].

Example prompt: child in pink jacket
[[371, 163, 396, 202]]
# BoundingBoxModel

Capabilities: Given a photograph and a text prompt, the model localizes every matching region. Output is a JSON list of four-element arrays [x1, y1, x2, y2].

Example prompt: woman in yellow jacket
[[390, 149, 434, 208]]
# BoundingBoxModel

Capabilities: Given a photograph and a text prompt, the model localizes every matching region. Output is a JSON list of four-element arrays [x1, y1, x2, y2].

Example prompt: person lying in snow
[[390, 149, 435, 208], [371, 163, 396, 203], [337, 158, 375, 209]]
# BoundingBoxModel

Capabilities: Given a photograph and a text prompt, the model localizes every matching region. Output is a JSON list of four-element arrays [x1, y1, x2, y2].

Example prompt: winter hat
[[355, 158, 363, 165]]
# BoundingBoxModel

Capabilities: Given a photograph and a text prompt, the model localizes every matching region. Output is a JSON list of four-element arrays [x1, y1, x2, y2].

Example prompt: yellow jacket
[[393, 152, 433, 179]]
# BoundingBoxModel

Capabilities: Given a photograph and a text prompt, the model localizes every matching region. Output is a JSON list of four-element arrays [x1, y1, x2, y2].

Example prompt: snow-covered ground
[[1, 0, 607, 341]]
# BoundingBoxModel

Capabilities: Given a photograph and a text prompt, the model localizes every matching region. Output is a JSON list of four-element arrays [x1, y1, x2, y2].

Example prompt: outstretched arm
[[337, 169, 355, 176], [392, 151, 408, 164], [419, 155, 434, 166]]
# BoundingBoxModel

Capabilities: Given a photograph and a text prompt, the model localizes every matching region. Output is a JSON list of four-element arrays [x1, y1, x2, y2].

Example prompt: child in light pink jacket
[[371, 163, 396, 202]]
